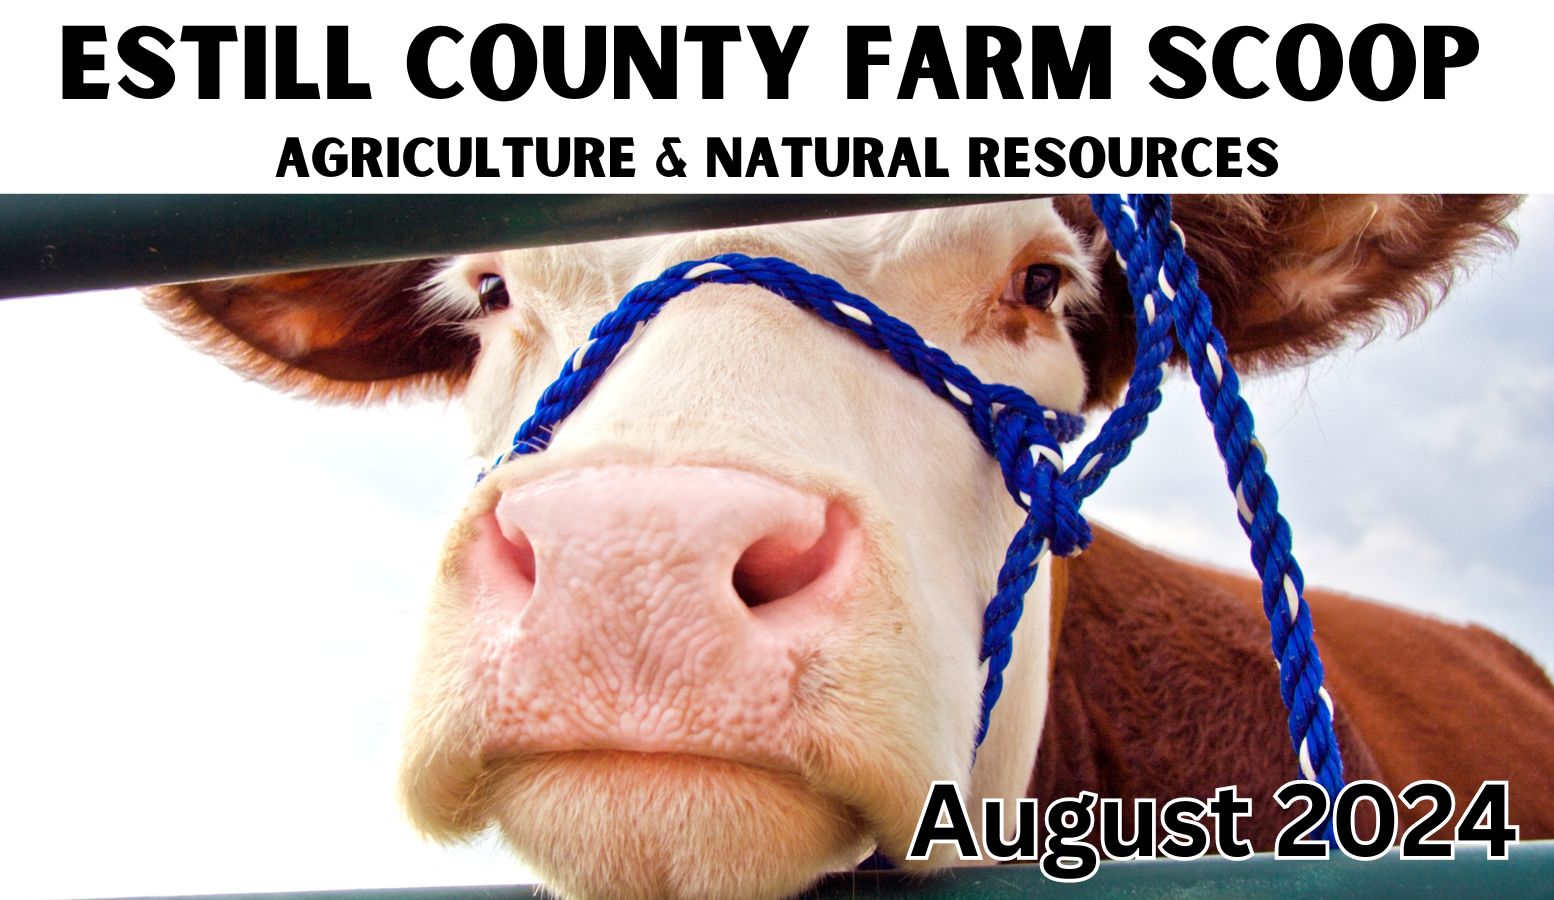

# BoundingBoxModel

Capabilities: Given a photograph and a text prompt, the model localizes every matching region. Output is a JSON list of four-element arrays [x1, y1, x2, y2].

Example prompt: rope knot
[[989, 395, 1092, 558]]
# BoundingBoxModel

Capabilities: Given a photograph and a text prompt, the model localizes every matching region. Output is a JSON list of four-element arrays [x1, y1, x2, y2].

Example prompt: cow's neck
[[966, 546, 1058, 829], [1047, 556, 1069, 675], [1029, 527, 1382, 835]]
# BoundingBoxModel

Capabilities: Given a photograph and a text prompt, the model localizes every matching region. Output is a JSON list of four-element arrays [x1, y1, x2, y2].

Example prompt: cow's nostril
[[494, 515, 538, 585], [732, 503, 853, 608]]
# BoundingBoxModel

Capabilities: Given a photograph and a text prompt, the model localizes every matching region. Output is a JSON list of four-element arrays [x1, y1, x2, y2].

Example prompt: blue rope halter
[[480, 194, 1346, 837]]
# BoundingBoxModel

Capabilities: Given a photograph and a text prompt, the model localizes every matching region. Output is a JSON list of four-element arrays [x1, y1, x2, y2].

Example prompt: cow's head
[[148, 196, 1513, 899]]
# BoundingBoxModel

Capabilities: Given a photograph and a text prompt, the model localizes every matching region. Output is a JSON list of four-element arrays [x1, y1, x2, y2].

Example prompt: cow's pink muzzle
[[468, 465, 861, 770]]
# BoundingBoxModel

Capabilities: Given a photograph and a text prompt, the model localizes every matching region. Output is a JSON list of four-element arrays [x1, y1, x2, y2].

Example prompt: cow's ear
[[146, 260, 479, 403], [1054, 195, 1520, 408]]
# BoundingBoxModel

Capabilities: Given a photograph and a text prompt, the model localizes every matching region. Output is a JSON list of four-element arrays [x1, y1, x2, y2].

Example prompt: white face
[[399, 199, 1097, 898]]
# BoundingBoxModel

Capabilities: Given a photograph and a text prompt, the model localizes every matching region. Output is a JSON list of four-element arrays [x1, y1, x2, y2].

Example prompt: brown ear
[[146, 260, 478, 403], [1055, 195, 1521, 408]]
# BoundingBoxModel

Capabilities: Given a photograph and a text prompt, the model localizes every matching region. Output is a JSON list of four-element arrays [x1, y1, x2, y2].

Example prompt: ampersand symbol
[[657, 138, 687, 177]]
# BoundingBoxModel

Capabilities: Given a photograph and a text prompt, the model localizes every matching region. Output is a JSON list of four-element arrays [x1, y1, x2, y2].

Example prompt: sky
[[2, 197, 1551, 899]]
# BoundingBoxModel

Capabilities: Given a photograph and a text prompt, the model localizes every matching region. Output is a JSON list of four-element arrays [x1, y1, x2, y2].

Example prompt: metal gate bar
[[106, 842, 1554, 900], [0, 194, 1021, 299]]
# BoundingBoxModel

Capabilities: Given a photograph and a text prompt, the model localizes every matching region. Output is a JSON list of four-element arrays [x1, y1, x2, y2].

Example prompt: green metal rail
[[0, 194, 1021, 299], [109, 843, 1554, 900]]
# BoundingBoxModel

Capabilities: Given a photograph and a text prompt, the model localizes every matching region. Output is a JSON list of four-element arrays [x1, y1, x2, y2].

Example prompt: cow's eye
[[1002, 264, 1062, 310], [478, 273, 510, 313]]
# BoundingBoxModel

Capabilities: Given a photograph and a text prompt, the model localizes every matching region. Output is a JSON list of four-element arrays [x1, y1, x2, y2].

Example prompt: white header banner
[[3, 0, 1548, 192]]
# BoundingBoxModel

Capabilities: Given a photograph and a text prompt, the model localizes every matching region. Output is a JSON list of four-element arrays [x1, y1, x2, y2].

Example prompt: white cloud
[[0, 294, 525, 898]]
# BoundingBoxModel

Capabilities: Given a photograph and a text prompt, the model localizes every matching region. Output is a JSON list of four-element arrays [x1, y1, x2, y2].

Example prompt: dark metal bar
[[101, 842, 1554, 900], [0, 194, 1029, 299]]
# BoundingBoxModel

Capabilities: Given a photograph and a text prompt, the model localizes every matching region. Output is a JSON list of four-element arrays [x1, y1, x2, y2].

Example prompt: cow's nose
[[470, 465, 860, 762], [488, 465, 854, 613]]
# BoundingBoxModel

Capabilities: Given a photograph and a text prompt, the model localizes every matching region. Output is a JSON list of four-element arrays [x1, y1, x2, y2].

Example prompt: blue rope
[[1092, 195, 1346, 835], [480, 195, 1345, 837]]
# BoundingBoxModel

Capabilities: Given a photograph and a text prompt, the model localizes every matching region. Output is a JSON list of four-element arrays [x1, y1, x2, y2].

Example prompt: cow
[[146, 195, 1554, 899]]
